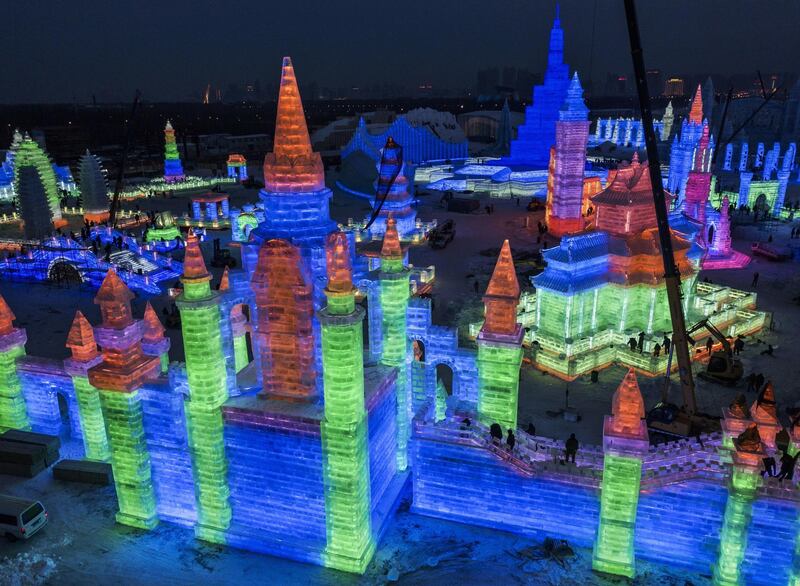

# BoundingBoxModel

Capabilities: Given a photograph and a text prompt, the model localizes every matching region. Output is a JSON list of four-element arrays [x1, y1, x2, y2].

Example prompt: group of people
[[762, 427, 799, 482], [627, 332, 674, 357], [486, 421, 580, 464]]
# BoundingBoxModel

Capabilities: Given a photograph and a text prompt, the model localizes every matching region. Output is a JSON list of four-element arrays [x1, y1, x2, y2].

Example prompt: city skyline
[[2, 0, 799, 103]]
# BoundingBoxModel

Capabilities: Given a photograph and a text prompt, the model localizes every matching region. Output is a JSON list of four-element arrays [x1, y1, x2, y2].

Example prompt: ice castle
[[0, 56, 798, 585]]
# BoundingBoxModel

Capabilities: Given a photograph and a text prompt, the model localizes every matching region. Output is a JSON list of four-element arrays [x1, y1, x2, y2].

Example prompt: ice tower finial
[[142, 302, 166, 345], [0, 294, 15, 336], [182, 229, 211, 283], [325, 232, 353, 293], [66, 310, 99, 362], [610, 369, 646, 435], [380, 215, 402, 259], [94, 269, 135, 328], [482, 240, 520, 336], [689, 84, 703, 124], [218, 266, 230, 292], [263, 57, 325, 193], [547, 4, 564, 70]]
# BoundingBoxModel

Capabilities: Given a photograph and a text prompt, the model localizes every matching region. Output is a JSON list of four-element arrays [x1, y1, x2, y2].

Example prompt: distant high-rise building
[[646, 69, 662, 98], [664, 78, 686, 97]]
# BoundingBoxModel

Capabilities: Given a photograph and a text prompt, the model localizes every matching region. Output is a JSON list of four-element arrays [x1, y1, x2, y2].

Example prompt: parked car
[[428, 219, 456, 249], [0, 495, 48, 541]]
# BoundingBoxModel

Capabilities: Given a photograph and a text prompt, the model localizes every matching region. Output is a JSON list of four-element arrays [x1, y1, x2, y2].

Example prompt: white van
[[0, 495, 48, 541]]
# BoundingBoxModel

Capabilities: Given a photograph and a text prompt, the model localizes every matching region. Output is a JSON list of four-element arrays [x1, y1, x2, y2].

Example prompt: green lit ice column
[[98, 389, 158, 529], [476, 337, 523, 431], [177, 233, 232, 543], [0, 327, 30, 432], [593, 369, 649, 578], [69, 374, 110, 461], [318, 260, 375, 573], [712, 425, 764, 586], [230, 306, 249, 373], [379, 242, 411, 471]]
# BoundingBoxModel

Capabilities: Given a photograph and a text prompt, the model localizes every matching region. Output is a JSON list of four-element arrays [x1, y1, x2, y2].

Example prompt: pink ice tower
[[546, 72, 590, 237]]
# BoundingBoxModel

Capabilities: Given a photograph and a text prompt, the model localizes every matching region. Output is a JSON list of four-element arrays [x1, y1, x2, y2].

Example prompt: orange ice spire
[[689, 84, 703, 124], [486, 240, 520, 298], [325, 232, 353, 293], [182, 229, 210, 283], [752, 381, 778, 423], [610, 368, 646, 435], [94, 269, 134, 328], [380, 215, 402, 259], [142, 302, 165, 344], [0, 294, 16, 336], [482, 240, 520, 336], [218, 266, 230, 292], [263, 57, 325, 193], [66, 310, 99, 362]]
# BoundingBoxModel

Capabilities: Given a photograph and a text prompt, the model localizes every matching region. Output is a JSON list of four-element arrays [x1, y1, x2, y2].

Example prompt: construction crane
[[108, 90, 142, 227], [624, 0, 720, 437]]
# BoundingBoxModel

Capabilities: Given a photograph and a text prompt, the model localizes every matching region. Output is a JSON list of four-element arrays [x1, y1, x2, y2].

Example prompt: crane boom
[[623, 0, 697, 414]]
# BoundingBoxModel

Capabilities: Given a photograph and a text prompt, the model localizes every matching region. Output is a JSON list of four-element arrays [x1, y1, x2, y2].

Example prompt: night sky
[[2, 0, 799, 103]]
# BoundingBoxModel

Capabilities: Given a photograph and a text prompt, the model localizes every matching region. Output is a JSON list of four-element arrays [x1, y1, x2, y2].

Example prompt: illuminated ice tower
[[667, 85, 706, 198], [546, 72, 590, 236], [712, 424, 764, 585], [369, 137, 416, 239], [78, 150, 110, 223], [660, 101, 674, 141], [246, 57, 337, 291], [682, 124, 712, 238], [379, 217, 411, 470], [176, 231, 232, 542], [0, 294, 30, 432], [14, 134, 64, 237], [477, 240, 523, 431], [504, 5, 571, 168], [317, 232, 375, 572], [593, 369, 649, 578], [163, 120, 185, 184], [88, 270, 161, 529], [64, 311, 109, 461]]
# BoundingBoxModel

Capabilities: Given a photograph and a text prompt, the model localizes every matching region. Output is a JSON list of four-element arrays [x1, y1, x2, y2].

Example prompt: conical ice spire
[[559, 72, 588, 120], [689, 84, 703, 124], [752, 381, 778, 423], [94, 269, 134, 328], [218, 266, 230, 292], [66, 310, 98, 362], [694, 123, 710, 170], [142, 302, 166, 344], [734, 423, 764, 454], [182, 229, 210, 283], [263, 57, 325, 192], [482, 240, 520, 336], [728, 393, 751, 419], [610, 368, 646, 434], [325, 232, 353, 293], [486, 240, 520, 298], [0, 294, 16, 336], [380, 215, 402, 259]]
